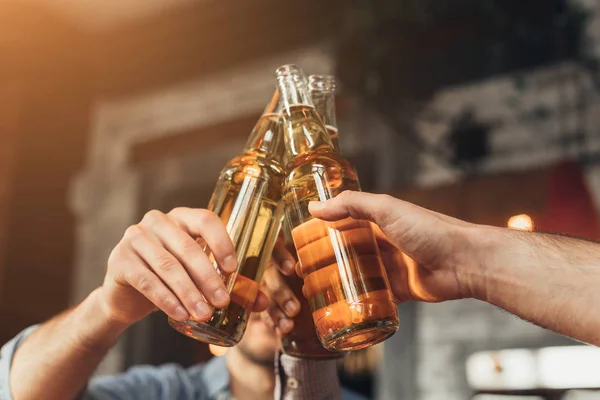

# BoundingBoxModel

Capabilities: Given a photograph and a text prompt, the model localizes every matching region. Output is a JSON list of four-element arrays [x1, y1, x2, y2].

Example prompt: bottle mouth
[[308, 75, 336, 93], [275, 64, 306, 82]]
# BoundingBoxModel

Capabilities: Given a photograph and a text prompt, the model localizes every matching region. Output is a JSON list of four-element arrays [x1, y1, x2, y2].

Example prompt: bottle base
[[322, 319, 398, 352], [168, 318, 239, 347]]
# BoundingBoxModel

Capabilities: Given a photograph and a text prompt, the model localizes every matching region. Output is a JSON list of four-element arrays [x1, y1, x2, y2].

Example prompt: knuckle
[[274, 288, 291, 303], [182, 287, 201, 304], [197, 210, 224, 230], [194, 209, 211, 224], [197, 268, 221, 286], [181, 237, 200, 253], [268, 304, 283, 319], [136, 275, 155, 294], [261, 311, 275, 328], [123, 225, 144, 241], [264, 270, 282, 291], [168, 207, 188, 217], [337, 190, 355, 202], [161, 296, 180, 313], [142, 209, 166, 226], [196, 208, 217, 222], [156, 255, 178, 273]]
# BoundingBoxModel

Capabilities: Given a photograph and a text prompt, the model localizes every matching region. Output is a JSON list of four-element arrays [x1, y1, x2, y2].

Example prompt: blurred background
[[2, 1, 600, 399]]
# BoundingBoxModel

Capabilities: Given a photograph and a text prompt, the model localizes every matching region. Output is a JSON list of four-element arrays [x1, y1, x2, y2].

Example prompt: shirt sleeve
[[0, 325, 210, 400], [0, 325, 38, 400], [81, 363, 208, 400], [274, 353, 342, 400]]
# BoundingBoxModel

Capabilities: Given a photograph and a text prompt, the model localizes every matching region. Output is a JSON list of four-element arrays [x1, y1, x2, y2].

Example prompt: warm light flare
[[401, 252, 439, 302], [507, 214, 534, 231], [467, 346, 600, 390], [209, 344, 228, 357]]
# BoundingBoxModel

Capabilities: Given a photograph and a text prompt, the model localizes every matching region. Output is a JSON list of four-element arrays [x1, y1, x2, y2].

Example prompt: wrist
[[77, 288, 130, 350], [453, 224, 503, 301]]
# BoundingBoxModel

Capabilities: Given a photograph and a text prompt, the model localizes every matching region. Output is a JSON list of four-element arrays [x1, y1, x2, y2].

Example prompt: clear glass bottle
[[169, 90, 285, 346], [277, 65, 399, 352], [279, 74, 344, 359], [309, 74, 340, 151]]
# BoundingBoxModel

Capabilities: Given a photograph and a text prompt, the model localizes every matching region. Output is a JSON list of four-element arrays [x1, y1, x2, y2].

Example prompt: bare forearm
[[464, 226, 600, 345], [10, 288, 129, 400]]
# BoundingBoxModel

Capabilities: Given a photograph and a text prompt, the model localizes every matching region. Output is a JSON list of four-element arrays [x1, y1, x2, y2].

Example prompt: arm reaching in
[[309, 191, 600, 346], [7, 207, 268, 400]]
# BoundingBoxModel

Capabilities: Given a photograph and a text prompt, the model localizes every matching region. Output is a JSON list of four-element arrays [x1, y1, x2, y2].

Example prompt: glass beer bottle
[[169, 90, 285, 346], [308, 74, 340, 151], [277, 65, 399, 352], [279, 74, 344, 359]]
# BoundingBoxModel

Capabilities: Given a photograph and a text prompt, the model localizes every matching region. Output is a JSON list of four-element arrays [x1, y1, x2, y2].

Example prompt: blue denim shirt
[[0, 327, 366, 400]]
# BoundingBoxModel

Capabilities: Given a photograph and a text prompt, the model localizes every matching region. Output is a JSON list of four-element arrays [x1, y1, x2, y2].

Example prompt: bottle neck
[[244, 113, 283, 156], [244, 89, 283, 159], [312, 91, 337, 129], [276, 66, 334, 158], [311, 91, 339, 153]]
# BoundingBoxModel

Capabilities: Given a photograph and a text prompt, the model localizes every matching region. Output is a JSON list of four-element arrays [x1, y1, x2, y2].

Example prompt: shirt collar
[[202, 356, 230, 398]]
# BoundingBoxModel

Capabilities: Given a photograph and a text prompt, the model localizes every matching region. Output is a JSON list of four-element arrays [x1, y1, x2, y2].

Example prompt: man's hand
[[100, 207, 268, 326], [308, 191, 474, 303], [309, 190, 600, 346], [261, 263, 301, 335], [261, 234, 301, 334]]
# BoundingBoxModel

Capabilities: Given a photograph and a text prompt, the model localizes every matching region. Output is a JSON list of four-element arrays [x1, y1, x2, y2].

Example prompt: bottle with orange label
[[276, 65, 399, 352], [169, 89, 285, 346]]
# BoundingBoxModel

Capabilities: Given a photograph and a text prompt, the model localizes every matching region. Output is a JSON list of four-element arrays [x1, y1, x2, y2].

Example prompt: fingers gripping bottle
[[276, 65, 399, 351], [279, 74, 345, 359], [169, 90, 285, 346]]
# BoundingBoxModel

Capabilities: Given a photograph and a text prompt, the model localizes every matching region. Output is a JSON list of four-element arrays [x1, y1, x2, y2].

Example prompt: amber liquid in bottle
[[279, 223, 343, 359], [279, 77, 344, 358], [283, 104, 398, 351], [169, 113, 285, 346]]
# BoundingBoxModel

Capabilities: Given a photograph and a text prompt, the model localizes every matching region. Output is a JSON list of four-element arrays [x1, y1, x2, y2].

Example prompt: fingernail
[[284, 300, 299, 316], [174, 306, 189, 321], [283, 260, 295, 274], [214, 289, 229, 306], [279, 318, 294, 333], [223, 255, 237, 273], [195, 302, 211, 319]]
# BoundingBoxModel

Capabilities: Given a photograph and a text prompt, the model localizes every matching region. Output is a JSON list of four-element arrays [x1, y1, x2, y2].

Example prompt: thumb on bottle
[[308, 191, 386, 223]]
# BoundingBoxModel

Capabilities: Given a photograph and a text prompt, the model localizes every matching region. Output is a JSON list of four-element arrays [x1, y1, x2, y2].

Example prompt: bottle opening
[[275, 64, 305, 80], [275, 64, 314, 111], [309, 75, 336, 93]]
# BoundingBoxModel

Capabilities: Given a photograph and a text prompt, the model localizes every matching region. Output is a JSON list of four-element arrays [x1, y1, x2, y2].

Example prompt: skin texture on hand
[[308, 191, 600, 346], [261, 233, 301, 335], [101, 207, 268, 326], [308, 191, 472, 303], [9, 207, 271, 400]]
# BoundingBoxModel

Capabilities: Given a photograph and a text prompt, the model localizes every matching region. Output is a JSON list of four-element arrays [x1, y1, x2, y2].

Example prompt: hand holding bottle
[[308, 191, 471, 303], [99, 207, 269, 327], [260, 257, 300, 335]]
